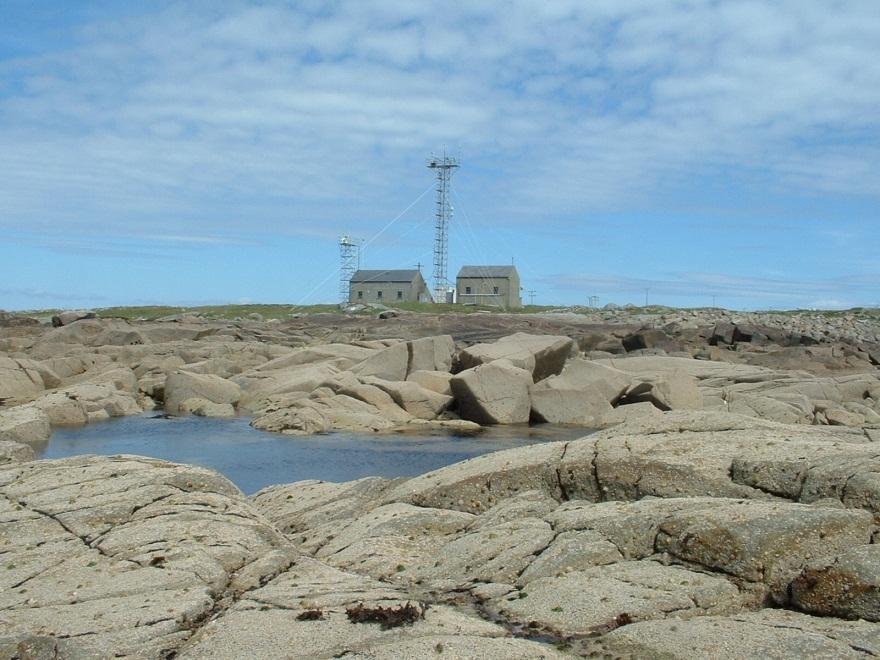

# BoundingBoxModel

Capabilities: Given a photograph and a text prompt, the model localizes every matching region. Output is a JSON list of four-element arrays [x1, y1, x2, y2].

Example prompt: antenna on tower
[[339, 235, 361, 305], [427, 151, 459, 303]]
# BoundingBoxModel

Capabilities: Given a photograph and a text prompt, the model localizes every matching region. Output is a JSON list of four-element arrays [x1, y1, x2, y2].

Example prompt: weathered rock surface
[[530, 380, 612, 425], [0, 357, 44, 405], [549, 357, 632, 404], [588, 609, 880, 659], [625, 368, 704, 410], [0, 456, 292, 658], [0, 406, 50, 448], [365, 377, 453, 419], [792, 544, 880, 621], [457, 333, 574, 381], [30, 391, 89, 425], [450, 360, 533, 425], [2, 309, 880, 658], [164, 370, 242, 415], [493, 560, 749, 637], [0, 440, 34, 464]]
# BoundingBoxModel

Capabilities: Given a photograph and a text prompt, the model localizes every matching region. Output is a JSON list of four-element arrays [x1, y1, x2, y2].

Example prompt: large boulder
[[406, 370, 453, 396], [0, 406, 51, 448], [30, 392, 89, 426], [622, 329, 683, 353], [50, 310, 95, 327], [457, 333, 574, 382], [41, 353, 114, 380], [36, 319, 106, 346], [89, 367, 139, 394], [234, 363, 341, 409], [0, 357, 44, 405], [323, 372, 411, 423], [365, 378, 453, 420], [163, 371, 242, 416], [351, 342, 409, 381], [255, 344, 375, 373], [546, 358, 632, 404], [625, 369, 704, 410], [408, 335, 455, 373], [530, 382, 612, 426], [450, 360, 533, 425], [251, 393, 400, 435], [62, 383, 142, 421]]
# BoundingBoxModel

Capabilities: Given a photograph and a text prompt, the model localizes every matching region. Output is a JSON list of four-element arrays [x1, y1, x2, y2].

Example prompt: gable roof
[[456, 265, 518, 279], [350, 269, 422, 284]]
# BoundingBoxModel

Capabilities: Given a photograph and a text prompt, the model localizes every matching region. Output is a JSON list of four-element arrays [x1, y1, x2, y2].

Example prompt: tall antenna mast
[[338, 235, 361, 304], [427, 151, 459, 303]]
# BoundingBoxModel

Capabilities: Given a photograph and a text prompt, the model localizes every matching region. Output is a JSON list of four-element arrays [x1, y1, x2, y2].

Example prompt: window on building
[[377, 291, 383, 299], [357, 291, 363, 299], [493, 286, 499, 294], [465, 286, 472, 294], [397, 290, 403, 300]]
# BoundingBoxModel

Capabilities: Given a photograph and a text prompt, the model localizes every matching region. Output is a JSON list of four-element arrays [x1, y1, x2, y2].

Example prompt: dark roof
[[456, 265, 518, 278], [350, 269, 422, 284]]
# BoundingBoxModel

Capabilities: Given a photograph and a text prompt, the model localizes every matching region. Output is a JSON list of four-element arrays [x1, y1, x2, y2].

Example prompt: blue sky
[[1, 0, 878, 311]]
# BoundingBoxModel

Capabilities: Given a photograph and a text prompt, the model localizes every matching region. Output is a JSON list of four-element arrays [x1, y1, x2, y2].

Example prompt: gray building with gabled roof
[[349, 269, 433, 304], [456, 265, 522, 308]]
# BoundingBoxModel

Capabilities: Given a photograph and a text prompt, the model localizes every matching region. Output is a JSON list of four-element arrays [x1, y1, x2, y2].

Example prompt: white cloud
[[0, 0, 878, 309]]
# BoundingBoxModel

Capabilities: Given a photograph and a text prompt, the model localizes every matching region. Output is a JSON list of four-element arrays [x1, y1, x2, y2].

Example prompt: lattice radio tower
[[338, 235, 361, 304], [427, 152, 459, 303]]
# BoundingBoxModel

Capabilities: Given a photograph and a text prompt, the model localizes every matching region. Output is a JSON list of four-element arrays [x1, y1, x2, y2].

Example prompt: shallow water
[[38, 415, 592, 494]]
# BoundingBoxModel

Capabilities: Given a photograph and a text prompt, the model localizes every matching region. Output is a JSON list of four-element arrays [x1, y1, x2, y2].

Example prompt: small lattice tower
[[427, 152, 459, 302], [338, 235, 360, 304]]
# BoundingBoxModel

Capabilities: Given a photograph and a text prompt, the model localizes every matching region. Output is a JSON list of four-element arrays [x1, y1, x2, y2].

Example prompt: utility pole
[[644, 288, 650, 307], [588, 295, 599, 308], [427, 152, 459, 303], [528, 290, 536, 306]]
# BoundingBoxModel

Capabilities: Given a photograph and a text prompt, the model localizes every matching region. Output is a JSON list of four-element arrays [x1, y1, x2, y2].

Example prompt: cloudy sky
[[1, 0, 878, 310]]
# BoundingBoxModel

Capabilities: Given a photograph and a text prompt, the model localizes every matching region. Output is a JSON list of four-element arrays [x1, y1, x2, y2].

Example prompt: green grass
[[91, 304, 344, 321]]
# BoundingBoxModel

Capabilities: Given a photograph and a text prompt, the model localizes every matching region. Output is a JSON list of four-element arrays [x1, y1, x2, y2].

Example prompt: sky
[[1, 0, 878, 311]]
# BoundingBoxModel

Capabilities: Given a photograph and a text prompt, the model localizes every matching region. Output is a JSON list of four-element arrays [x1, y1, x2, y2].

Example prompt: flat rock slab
[[340, 635, 571, 659], [0, 455, 295, 658], [385, 440, 567, 514], [402, 517, 555, 589], [588, 609, 880, 659], [494, 561, 749, 637], [178, 555, 527, 659]]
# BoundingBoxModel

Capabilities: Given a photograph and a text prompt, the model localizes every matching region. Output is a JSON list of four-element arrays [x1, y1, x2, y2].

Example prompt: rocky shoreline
[[1, 307, 880, 658]]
